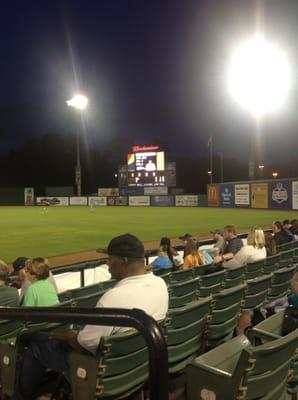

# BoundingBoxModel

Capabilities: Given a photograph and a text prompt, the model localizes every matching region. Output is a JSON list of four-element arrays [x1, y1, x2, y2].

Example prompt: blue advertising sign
[[220, 184, 235, 208], [269, 181, 292, 209], [150, 195, 175, 207]]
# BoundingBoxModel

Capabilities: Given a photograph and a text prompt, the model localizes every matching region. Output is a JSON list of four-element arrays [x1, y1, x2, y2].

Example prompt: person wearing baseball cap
[[17, 234, 169, 400]]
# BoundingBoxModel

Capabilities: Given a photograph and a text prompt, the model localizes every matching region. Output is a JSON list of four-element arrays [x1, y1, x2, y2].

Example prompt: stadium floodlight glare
[[227, 36, 290, 116], [66, 94, 89, 110], [66, 94, 89, 197]]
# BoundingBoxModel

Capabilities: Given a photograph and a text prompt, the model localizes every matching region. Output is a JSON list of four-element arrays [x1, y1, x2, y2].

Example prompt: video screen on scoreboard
[[127, 151, 165, 172]]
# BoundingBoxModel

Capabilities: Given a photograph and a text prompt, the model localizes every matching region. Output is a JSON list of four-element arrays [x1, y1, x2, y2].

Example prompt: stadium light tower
[[227, 35, 290, 179], [66, 94, 89, 196]]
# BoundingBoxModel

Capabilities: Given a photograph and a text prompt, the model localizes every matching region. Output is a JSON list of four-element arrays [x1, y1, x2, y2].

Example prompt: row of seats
[[187, 310, 298, 400]]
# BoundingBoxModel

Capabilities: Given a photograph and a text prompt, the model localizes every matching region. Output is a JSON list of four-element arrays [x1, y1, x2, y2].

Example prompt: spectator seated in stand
[[282, 219, 296, 242], [223, 227, 266, 268], [290, 219, 298, 239], [0, 259, 19, 306], [183, 239, 204, 269], [22, 258, 60, 307], [213, 225, 243, 265], [15, 234, 169, 400], [210, 229, 225, 256], [272, 221, 293, 246], [11, 256, 58, 299], [287, 272, 298, 307], [265, 231, 277, 256]]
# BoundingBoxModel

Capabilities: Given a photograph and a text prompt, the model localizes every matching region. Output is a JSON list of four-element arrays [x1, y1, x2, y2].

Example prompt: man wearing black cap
[[16, 234, 169, 399]]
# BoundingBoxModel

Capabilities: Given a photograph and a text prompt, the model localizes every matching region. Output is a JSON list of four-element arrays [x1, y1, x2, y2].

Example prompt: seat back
[[279, 249, 294, 268], [242, 275, 272, 310], [205, 285, 246, 349], [223, 265, 245, 288], [0, 320, 24, 398], [165, 298, 211, 374], [170, 269, 193, 283], [69, 329, 149, 400], [245, 259, 264, 279], [263, 254, 280, 274], [239, 330, 298, 399], [67, 283, 102, 299], [168, 278, 199, 308], [197, 270, 226, 297], [187, 331, 298, 400], [268, 266, 296, 301]]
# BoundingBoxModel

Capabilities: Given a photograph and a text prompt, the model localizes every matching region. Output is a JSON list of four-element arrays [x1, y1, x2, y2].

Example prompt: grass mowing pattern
[[0, 206, 297, 262]]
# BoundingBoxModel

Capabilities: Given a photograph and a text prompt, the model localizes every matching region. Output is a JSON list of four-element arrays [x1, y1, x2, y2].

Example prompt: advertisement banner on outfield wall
[[129, 196, 150, 206], [207, 185, 219, 207], [98, 188, 119, 196], [24, 188, 34, 206], [292, 181, 298, 210], [251, 183, 268, 209], [88, 196, 107, 206], [151, 195, 175, 206], [119, 187, 144, 196], [144, 187, 168, 195], [269, 181, 292, 209], [107, 196, 128, 206], [235, 184, 250, 207], [175, 195, 198, 207], [36, 197, 69, 206], [69, 197, 88, 206], [220, 184, 235, 208]]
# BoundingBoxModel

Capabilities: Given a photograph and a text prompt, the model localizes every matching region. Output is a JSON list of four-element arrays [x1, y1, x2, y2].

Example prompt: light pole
[[272, 172, 278, 179], [258, 164, 264, 180], [208, 170, 212, 184], [227, 35, 290, 180], [66, 94, 89, 196]]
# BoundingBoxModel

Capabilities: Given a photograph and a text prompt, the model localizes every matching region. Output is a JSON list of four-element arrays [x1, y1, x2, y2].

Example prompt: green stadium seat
[[223, 265, 245, 288], [153, 267, 173, 276], [170, 269, 193, 283], [242, 274, 272, 310], [186, 330, 298, 400], [165, 297, 211, 374], [245, 259, 264, 280], [204, 284, 246, 349], [68, 329, 149, 399], [267, 265, 296, 301], [98, 279, 118, 291], [250, 310, 298, 396], [168, 279, 199, 308], [279, 249, 294, 268], [74, 290, 106, 308], [0, 320, 24, 399], [262, 254, 280, 274], [197, 270, 226, 297], [277, 242, 295, 253]]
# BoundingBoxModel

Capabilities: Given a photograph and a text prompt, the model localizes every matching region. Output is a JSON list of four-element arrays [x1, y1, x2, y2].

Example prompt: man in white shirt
[[17, 234, 169, 399]]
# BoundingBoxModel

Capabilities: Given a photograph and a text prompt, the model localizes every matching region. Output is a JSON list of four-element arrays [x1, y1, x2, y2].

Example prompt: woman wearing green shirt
[[22, 258, 59, 307]]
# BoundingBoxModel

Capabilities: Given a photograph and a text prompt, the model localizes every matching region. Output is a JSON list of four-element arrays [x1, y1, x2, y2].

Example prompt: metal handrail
[[0, 307, 169, 400]]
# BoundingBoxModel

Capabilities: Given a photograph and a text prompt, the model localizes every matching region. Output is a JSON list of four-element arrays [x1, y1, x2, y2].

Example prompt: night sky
[[0, 0, 297, 168]]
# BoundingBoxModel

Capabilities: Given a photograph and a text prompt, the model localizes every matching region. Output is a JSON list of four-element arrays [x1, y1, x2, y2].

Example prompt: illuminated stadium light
[[227, 36, 290, 116], [66, 94, 89, 110]]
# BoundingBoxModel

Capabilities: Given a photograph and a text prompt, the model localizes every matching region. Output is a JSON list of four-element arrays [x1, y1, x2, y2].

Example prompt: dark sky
[[0, 0, 297, 166]]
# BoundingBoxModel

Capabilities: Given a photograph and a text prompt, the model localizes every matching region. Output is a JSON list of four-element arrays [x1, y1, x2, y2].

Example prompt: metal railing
[[0, 307, 169, 400]]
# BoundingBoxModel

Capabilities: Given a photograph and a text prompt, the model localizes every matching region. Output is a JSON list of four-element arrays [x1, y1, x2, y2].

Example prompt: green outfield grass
[[0, 206, 297, 262]]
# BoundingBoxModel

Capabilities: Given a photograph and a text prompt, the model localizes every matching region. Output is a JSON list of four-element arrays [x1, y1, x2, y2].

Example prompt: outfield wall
[[208, 178, 298, 210], [34, 194, 200, 207]]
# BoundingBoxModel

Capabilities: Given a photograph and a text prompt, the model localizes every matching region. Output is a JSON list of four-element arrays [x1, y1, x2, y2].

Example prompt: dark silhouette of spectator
[[265, 232, 277, 256]]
